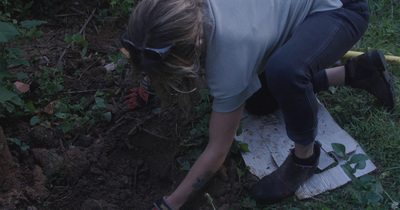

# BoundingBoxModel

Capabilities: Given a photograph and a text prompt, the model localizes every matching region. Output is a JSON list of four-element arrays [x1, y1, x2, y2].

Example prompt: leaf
[[64, 33, 73, 43], [54, 84, 63, 92], [331, 143, 347, 159], [0, 22, 19, 42], [348, 153, 369, 164], [0, 87, 18, 103], [25, 101, 36, 112], [94, 97, 106, 109], [55, 112, 70, 119], [0, 58, 8, 73], [354, 161, 367, 170], [30, 116, 42, 126], [180, 160, 191, 171], [6, 58, 30, 66], [236, 122, 243, 136], [15, 72, 28, 80], [6, 47, 25, 56], [20, 143, 30, 151], [20, 20, 47, 29], [42, 101, 59, 114], [61, 121, 73, 134], [341, 164, 356, 179], [103, 112, 112, 122], [238, 141, 250, 153], [5, 102, 15, 113]]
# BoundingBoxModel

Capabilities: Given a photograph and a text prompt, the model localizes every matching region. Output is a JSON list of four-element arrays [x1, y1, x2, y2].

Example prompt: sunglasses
[[120, 30, 174, 62]]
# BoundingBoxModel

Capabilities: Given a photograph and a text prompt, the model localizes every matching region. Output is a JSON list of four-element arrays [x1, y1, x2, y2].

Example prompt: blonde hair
[[127, 0, 206, 112]]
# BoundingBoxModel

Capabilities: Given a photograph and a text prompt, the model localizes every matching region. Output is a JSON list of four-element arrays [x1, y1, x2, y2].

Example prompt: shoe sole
[[372, 50, 396, 109]]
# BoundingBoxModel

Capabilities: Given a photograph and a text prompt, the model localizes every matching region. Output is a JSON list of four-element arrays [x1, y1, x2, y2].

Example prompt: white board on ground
[[236, 102, 376, 199]]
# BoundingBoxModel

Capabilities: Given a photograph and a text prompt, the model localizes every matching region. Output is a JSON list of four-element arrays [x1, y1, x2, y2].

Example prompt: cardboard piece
[[236, 102, 376, 199]]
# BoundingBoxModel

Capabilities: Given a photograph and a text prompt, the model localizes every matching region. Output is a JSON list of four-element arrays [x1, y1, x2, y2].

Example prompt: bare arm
[[166, 104, 245, 209]]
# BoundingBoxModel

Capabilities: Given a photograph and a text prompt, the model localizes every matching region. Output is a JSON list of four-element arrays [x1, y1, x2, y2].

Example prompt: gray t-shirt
[[204, 0, 343, 113]]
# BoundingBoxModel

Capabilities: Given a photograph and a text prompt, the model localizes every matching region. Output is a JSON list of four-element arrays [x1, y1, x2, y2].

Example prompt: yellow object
[[344, 50, 400, 65], [120, 47, 400, 65]]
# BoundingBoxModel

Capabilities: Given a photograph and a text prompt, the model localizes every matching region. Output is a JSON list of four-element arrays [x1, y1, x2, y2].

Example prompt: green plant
[[64, 33, 89, 58], [39, 91, 112, 134], [7, 137, 29, 151], [109, 0, 136, 18], [0, 18, 46, 118], [331, 143, 370, 179], [204, 193, 217, 210], [236, 166, 250, 184], [108, 51, 128, 73], [33, 66, 64, 94], [180, 89, 212, 147], [1, 0, 34, 18], [331, 143, 385, 207]]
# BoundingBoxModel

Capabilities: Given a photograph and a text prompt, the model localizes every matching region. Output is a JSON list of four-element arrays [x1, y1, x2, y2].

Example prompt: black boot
[[345, 50, 396, 109], [253, 141, 321, 204]]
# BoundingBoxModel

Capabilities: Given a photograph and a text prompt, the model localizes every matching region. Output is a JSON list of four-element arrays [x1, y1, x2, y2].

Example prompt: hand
[[123, 86, 154, 110]]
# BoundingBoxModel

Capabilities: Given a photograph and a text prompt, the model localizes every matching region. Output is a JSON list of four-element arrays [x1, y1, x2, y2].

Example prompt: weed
[[108, 51, 128, 73], [109, 0, 136, 18], [204, 193, 217, 210], [331, 143, 370, 179], [0, 0, 34, 18], [236, 166, 250, 184], [64, 33, 89, 58], [0, 17, 46, 118], [33, 66, 64, 94], [7, 137, 29, 151]]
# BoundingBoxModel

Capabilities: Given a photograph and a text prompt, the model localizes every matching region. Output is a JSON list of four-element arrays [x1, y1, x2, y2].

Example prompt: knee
[[265, 58, 309, 94]]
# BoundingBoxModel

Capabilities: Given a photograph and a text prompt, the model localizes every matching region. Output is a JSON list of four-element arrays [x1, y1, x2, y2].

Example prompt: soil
[[0, 3, 257, 210]]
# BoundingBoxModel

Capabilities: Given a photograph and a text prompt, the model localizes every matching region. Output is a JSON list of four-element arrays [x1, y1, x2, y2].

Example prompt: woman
[[120, 0, 395, 209]]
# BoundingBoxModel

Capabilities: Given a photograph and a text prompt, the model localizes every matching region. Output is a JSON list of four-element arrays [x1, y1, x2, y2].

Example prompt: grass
[[235, 0, 400, 209], [317, 0, 400, 208]]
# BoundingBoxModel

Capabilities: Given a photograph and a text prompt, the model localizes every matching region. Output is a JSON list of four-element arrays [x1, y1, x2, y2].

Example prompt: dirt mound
[[0, 4, 254, 209]]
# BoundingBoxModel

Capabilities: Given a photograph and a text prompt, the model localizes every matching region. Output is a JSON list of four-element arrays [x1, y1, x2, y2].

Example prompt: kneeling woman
[[120, 0, 394, 209]]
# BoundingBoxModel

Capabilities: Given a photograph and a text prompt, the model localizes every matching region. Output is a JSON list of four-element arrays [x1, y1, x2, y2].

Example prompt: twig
[[43, 89, 112, 96], [141, 128, 168, 140], [69, 7, 87, 15], [127, 126, 139, 136], [78, 59, 101, 80], [92, 21, 100, 35], [78, 53, 110, 80], [54, 13, 86, 17], [56, 9, 96, 70], [107, 120, 127, 134]]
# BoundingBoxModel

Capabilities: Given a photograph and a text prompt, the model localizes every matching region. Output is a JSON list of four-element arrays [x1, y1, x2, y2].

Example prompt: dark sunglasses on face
[[119, 30, 174, 62]]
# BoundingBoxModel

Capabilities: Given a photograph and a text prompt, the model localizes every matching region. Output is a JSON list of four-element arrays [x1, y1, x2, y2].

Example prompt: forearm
[[166, 104, 245, 209], [167, 145, 230, 208]]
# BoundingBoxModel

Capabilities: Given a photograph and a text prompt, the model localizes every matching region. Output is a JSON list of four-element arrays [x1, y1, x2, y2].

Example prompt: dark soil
[[0, 3, 256, 210]]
